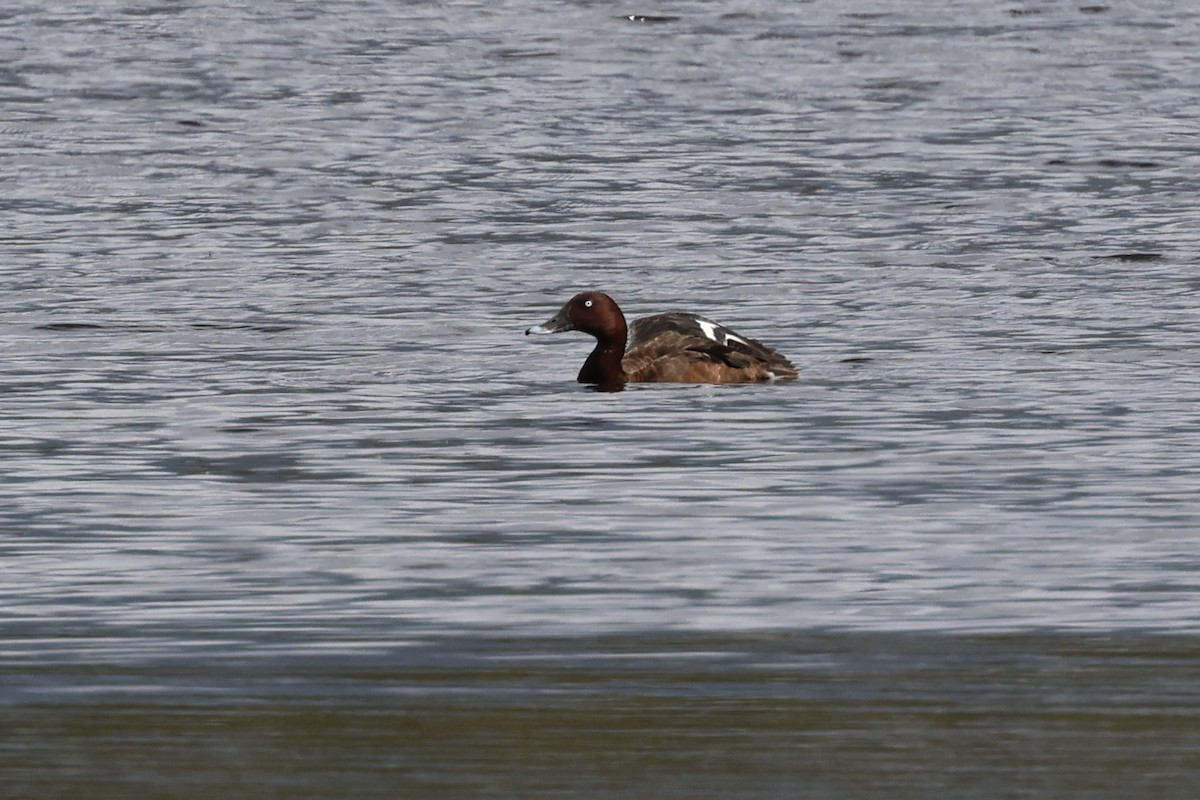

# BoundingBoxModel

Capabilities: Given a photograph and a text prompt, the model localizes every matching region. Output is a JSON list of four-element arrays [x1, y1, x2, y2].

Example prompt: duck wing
[[625, 313, 797, 383]]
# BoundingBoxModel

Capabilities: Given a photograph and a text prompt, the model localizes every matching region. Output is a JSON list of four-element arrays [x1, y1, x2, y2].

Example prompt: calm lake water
[[3, 1, 1200, 797]]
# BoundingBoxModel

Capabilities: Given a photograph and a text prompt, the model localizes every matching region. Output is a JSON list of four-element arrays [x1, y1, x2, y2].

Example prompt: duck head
[[525, 291, 627, 343]]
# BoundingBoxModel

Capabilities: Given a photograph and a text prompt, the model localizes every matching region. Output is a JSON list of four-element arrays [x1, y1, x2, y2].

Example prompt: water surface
[[3, 1, 1200, 796]]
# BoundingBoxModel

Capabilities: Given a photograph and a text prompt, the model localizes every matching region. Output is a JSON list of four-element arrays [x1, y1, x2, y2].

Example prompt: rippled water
[[3, 1, 1200, 796]]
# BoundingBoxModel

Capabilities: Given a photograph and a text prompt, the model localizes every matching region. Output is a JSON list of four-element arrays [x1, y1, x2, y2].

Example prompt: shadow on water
[[34, 322, 295, 333], [3, 632, 1199, 799]]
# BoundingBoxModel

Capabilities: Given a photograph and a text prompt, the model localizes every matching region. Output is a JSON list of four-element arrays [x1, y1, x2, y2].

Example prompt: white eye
[[584, 299, 593, 308]]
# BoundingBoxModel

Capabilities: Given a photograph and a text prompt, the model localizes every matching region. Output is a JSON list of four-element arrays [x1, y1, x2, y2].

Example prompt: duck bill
[[525, 305, 573, 335]]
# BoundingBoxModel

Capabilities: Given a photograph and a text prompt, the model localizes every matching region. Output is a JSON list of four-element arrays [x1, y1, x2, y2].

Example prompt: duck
[[526, 291, 797, 389]]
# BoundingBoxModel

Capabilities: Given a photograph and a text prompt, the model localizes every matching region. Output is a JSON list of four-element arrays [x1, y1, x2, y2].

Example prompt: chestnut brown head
[[525, 292, 627, 342]]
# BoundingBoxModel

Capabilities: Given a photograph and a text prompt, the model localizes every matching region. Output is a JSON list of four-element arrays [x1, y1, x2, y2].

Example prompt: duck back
[[624, 313, 797, 383]]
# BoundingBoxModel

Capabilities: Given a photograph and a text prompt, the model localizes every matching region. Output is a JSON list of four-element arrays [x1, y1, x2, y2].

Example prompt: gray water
[[3, 1, 1200, 797]]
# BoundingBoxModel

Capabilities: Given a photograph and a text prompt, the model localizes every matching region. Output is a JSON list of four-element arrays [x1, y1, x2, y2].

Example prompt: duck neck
[[577, 328, 627, 388]]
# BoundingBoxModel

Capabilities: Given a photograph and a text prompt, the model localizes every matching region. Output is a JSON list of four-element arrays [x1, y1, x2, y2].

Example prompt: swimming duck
[[526, 291, 797, 389]]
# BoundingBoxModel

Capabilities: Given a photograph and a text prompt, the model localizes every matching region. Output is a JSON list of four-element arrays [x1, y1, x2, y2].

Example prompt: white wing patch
[[696, 318, 751, 347]]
